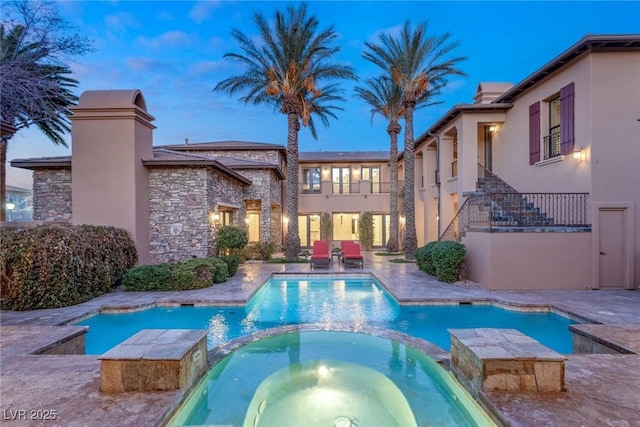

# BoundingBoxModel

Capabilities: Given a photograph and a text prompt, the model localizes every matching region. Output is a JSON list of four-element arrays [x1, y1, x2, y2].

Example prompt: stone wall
[[32, 169, 72, 222], [207, 167, 247, 255], [149, 167, 208, 263], [237, 168, 282, 244], [193, 149, 285, 172]]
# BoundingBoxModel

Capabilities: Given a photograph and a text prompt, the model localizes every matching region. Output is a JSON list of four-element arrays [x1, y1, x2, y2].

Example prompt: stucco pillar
[[70, 90, 155, 264], [459, 116, 479, 195], [424, 146, 439, 242]]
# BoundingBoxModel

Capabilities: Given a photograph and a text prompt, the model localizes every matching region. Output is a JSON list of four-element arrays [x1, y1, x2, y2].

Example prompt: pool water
[[78, 276, 576, 354], [169, 331, 496, 427]]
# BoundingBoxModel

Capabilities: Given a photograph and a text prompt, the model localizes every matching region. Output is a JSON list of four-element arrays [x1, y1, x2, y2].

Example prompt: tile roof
[[299, 151, 390, 163], [160, 140, 286, 152]]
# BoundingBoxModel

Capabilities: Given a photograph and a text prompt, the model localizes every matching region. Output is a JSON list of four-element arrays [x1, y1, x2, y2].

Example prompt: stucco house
[[408, 34, 639, 290], [298, 151, 396, 248], [11, 90, 286, 264]]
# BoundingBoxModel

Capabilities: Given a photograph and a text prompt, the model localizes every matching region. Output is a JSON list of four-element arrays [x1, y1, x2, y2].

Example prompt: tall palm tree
[[363, 21, 466, 259], [355, 76, 404, 252], [0, 23, 79, 221], [214, 3, 356, 259]]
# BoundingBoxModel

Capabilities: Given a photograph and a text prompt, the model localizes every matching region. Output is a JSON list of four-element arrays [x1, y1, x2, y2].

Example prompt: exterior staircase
[[441, 165, 587, 241]]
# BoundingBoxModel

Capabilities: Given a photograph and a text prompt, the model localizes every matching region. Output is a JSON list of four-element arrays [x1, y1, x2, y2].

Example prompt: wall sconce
[[400, 216, 406, 223], [283, 216, 289, 225], [322, 167, 330, 178], [212, 212, 220, 222], [244, 217, 250, 224], [488, 125, 497, 133], [6, 200, 15, 211], [573, 147, 584, 160], [364, 194, 368, 198], [325, 194, 329, 199]]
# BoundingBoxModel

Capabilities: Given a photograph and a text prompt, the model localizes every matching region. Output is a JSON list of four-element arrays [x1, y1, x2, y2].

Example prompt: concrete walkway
[[1, 253, 639, 426]]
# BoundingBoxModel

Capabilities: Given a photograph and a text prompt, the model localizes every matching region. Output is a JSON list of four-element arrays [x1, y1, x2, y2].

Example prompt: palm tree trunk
[[386, 122, 400, 252], [285, 112, 301, 259], [403, 104, 418, 260], [0, 137, 6, 222]]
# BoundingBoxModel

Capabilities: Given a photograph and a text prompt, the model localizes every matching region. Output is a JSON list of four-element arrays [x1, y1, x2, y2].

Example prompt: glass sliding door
[[298, 214, 322, 248], [332, 167, 351, 194], [333, 213, 360, 241]]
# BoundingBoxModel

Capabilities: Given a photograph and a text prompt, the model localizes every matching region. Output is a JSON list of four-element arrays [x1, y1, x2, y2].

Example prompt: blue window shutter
[[529, 102, 541, 165], [560, 82, 575, 155]]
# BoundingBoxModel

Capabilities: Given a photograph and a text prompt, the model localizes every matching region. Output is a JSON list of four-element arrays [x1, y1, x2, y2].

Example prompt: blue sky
[[6, 0, 639, 187]]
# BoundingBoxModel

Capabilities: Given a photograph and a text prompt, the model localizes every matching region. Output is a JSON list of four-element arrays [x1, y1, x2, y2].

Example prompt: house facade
[[411, 35, 639, 290], [297, 151, 396, 248], [12, 90, 286, 264]]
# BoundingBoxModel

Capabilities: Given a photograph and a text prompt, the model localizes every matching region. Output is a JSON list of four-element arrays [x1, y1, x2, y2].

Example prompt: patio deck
[[1, 252, 639, 426]]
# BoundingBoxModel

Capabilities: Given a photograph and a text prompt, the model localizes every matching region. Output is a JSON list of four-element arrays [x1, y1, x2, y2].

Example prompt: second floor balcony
[[299, 180, 404, 196]]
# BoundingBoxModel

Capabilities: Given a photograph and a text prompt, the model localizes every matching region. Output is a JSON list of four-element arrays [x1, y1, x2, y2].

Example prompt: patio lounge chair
[[310, 240, 330, 270], [342, 241, 364, 269]]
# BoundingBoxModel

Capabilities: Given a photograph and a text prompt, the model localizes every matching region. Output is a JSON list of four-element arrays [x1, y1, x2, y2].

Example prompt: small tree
[[215, 225, 248, 256], [358, 212, 374, 251], [1, 0, 92, 221], [320, 212, 333, 241]]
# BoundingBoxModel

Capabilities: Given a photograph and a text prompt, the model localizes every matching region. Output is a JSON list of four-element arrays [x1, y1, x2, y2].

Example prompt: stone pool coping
[[1, 258, 639, 426]]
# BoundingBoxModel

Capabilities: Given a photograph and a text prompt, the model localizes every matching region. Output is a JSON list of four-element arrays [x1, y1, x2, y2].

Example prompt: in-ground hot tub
[[169, 329, 496, 427]]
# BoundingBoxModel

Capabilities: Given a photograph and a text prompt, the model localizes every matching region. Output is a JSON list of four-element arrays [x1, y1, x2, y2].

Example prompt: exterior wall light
[[6, 201, 15, 211], [573, 147, 584, 160], [213, 213, 220, 221], [244, 217, 250, 224], [400, 216, 406, 223], [488, 125, 497, 133], [283, 216, 289, 224]]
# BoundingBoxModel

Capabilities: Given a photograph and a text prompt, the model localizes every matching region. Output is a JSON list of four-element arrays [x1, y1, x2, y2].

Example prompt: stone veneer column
[[70, 90, 155, 264]]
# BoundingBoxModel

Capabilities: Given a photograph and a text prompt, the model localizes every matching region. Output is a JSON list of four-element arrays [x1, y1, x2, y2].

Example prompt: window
[[544, 97, 561, 159], [247, 212, 260, 242], [530, 82, 575, 164], [332, 167, 351, 194], [301, 167, 321, 193], [362, 166, 381, 193]]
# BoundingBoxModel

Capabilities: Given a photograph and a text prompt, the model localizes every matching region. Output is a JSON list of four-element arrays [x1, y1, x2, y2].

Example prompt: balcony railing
[[440, 192, 590, 241], [543, 128, 561, 159], [299, 183, 321, 194], [332, 182, 360, 194]]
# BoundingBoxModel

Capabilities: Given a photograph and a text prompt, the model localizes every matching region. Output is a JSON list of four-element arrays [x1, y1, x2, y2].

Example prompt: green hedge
[[121, 257, 230, 292], [414, 241, 438, 276], [220, 255, 241, 276], [0, 224, 137, 310], [415, 241, 466, 283]]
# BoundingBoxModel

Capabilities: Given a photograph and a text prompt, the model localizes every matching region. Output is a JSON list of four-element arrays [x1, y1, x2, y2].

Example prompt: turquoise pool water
[[169, 331, 496, 427], [78, 276, 576, 354]]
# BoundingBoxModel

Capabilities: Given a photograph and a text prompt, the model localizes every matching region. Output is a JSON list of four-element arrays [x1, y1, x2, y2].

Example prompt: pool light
[[317, 365, 330, 377]]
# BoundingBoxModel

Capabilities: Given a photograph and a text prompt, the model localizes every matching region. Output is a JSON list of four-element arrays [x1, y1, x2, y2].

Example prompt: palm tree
[[0, 23, 80, 221], [355, 76, 404, 252], [214, 3, 356, 259], [363, 21, 466, 259]]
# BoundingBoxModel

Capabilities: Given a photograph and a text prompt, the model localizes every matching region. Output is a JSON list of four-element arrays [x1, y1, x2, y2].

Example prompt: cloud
[[366, 24, 404, 44], [189, 1, 222, 24], [137, 30, 192, 49], [125, 57, 163, 72], [188, 61, 227, 77], [105, 12, 141, 32]]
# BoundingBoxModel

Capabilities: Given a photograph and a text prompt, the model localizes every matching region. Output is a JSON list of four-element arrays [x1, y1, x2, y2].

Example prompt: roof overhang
[[142, 157, 252, 185]]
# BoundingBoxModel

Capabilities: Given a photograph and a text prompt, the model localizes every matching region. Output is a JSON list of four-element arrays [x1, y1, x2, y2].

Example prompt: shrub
[[220, 255, 241, 276], [0, 224, 137, 310], [415, 241, 466, 283], [216, 225, 248, 256], [358, 212, 374, 251], [244, 241, 276, 261], [122, 257, 230, 292], [414, 241, 438, 276]]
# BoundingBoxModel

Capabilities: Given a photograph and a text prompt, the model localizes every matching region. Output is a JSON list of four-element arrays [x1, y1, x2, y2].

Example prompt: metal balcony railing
[[543, 128, 561, 159], [440, 192, 590, 241]]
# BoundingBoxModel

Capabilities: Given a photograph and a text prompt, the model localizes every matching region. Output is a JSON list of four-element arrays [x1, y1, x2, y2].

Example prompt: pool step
[[448, 328, 566, 396], [98, 329, 208, 393]]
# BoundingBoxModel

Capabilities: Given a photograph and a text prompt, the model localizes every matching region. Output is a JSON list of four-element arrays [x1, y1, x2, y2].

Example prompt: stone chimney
[[474, 82, 514, 104]]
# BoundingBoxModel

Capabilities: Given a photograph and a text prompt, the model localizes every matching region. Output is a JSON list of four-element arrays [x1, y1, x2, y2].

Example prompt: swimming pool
[[169, 330, 496, 427], [78, 276, 576, 354]]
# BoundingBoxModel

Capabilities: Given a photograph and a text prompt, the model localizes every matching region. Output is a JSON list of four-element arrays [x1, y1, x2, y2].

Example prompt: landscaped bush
[[216, 225, 248, 256], [415, 240, 466, 283], [244, 241, 275, 261], [0, 224, 137, 310], [220, 255, 241, 276], [122, 257, 230, 292], [414, 241, 438, 276]]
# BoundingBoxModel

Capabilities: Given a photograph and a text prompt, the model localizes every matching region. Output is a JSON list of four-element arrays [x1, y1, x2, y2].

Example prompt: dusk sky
[[6, 0, 640, 187]]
